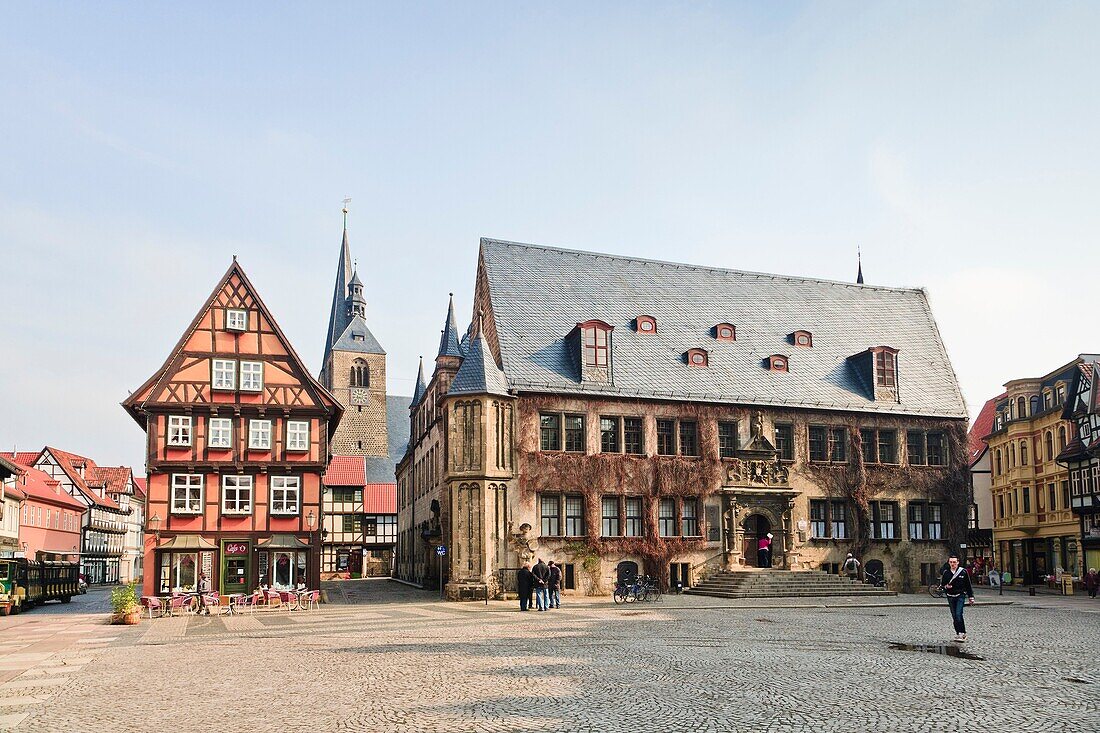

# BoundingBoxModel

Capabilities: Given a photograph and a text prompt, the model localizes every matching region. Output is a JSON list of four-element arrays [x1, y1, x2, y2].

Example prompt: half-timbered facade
[[124, 260, 341, 597], [1056, 356, 1100, 576], [397, 239, 970, 598]]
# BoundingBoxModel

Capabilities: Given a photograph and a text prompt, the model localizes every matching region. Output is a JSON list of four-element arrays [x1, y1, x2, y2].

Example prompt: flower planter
[[111, 609, 141, 625]]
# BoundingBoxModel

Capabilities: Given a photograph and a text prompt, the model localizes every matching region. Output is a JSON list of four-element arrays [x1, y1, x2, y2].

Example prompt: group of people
[[515, 558, 562, 611]]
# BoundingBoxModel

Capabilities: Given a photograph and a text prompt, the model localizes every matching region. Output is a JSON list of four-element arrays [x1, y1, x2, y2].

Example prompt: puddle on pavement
[[889, 643, 985, 661]]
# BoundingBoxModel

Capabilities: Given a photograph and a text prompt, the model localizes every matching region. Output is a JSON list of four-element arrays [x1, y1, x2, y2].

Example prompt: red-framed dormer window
[[714, 323, 736, 342], [767, 355, 789, 372], [791, 330, 813, 348], [635, 315, 657, 334], [577, 320, 613, 368], [871, 346, 898, 387], [686, 348, 709, 367]]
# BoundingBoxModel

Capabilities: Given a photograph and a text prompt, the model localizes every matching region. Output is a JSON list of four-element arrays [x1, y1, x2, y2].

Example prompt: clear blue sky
[[2, 2, 1097, 472]]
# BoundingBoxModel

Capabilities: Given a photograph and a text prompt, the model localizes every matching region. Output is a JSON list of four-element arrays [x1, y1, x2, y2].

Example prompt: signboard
[[224, 542, 249, 555], [436, 545, 447, 556]]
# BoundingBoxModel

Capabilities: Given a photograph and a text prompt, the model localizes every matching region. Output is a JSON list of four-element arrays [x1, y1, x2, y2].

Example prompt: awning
[[157, 535, 218, 550], [256, 534, 310, 550]]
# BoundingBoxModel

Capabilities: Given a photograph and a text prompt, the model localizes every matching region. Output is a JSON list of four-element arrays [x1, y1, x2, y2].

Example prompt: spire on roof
[[436, 293, 464, 360], [346, 268, 366, 319], [411, 356, 428, 406], [449, 312, 509, 397], [322, 202, 355, 370], [856, 247, 864, 285]]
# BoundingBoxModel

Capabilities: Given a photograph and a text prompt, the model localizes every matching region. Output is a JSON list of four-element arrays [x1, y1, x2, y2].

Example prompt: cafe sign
[[225, 542, 249, 555]]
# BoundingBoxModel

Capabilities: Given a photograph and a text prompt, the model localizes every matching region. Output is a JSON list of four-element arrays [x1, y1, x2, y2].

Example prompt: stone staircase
[[684, 569, 896, 599]]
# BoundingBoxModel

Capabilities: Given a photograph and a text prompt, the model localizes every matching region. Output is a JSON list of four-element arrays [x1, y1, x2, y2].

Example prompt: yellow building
[[987, 358, 1081, 584]]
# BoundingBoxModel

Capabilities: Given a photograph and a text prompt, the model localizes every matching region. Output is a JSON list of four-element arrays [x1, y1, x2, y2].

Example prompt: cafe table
[[223, 593, 245, 615]]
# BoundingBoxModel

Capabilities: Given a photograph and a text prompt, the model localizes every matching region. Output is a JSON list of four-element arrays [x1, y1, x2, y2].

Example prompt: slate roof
[[449, 328, 510, 397], [479, 238, 967, 419], [437, 295, 464, 358], [332, 315, 386, 355], [322, 225, 355, 370], [327, 395, 414, 487], [410, 358, 428, 407]]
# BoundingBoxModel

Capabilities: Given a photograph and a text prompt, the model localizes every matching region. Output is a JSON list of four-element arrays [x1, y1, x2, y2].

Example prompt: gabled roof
[[478, 238, 967, 418], [40, 447, 120, 509], [0, 455, 22, 479], [132, 476, 147, 499], [0, 451, 41, 468], [324, 456, 365, 487], [363, 484, 396, 514], [449, 327, 510, 397], [968, 394, 1004, 467], [332, 315, 386, 355], [437, 294, 464, 359], [7, 463, 87, 511], [92, 466, 133, 495]]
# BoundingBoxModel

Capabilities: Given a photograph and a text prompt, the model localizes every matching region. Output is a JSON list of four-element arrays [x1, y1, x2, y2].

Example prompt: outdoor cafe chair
[[278, 590, 297, 610], [302, 590, 320, 611], [166, 594, 191, 616], [262, 589, 282, 610], [140, 596, 164, 619]]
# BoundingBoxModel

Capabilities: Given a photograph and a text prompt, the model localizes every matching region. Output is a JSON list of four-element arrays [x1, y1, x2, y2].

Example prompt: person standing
[[517, 562, 534, 612], [940, 554, 975, 642], [195, 572, 211, 616], [842, 553, 861, 580], [1085, 568, 1099, 599], [547, 560, 563, 609], [532, 558, 550, 611], [757, 534, 771, 568]]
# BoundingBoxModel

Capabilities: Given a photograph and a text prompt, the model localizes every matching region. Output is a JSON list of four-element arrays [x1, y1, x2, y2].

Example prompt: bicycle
[[865, 570, 886, 588], [928, 583, 945, 598], [613, 579, 642, 604]]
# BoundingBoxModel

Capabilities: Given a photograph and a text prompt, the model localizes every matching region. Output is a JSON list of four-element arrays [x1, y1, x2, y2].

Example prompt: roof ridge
[[479, 237, 927, 294]]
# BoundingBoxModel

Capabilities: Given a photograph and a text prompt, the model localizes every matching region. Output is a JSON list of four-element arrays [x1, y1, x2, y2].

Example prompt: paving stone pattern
[[1, 582, 1097, 732]]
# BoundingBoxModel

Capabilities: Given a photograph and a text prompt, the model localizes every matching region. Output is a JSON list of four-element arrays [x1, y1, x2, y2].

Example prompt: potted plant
[[110, 583, 141, 625]]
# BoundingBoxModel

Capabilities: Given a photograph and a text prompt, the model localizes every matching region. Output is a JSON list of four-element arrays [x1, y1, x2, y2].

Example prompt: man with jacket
[[842, 553, 861, 580], [531, 558, 551, 611], [516, 562, 534, 612], [547, 560, 563, 609], [939, 554, 975, 642]]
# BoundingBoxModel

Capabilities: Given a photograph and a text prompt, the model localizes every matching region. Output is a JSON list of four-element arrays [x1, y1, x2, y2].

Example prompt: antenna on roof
[[856, 246, 864, 285]]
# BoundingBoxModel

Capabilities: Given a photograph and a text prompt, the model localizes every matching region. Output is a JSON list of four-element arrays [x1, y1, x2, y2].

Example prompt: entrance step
[[684, 569, 896, 599]]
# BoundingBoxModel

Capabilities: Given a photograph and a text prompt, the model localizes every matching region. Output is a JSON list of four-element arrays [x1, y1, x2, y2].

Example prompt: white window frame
[[249, 420, 272, 450], [286, 421, 309, 451], [222, 475, 253, 514], [212, 359, 237, 390], [170, 474, 203, 514], [240, 361, 264, 392], [208, 418, 233, 449], [167, 415, 192, 447], [226, 308, 248, 331], [270, 476, 300, 515]]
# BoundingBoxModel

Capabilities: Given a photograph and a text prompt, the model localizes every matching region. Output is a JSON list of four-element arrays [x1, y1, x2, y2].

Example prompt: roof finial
[[478, 309, 485, 335], [342, 197, 351, 229], [232, 254, 237, 262], [856, 246, 864, 285]]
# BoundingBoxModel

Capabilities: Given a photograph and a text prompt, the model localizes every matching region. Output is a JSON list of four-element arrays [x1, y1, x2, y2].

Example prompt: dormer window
[[226, 309, 248, 331], [635, 315, 656, 334], [685, 348, 708, 367], [791, 330, 813, 348], [714, 323, 736, 342], [873, 348, 897, 387], [767, 355, 789, 372], [577, 320, 613, 368]]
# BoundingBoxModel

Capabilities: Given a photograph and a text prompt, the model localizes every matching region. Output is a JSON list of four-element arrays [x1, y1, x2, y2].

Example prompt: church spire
[[856, 247, 864, 285], [346, 268, 366, 319], [411, 356, 428, 406], [322, 201, 355, 372], [436, 293, 463, 361]]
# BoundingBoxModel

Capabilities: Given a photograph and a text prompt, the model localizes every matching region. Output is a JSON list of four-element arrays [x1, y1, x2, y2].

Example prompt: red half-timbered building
[[123, 260, 341, 598]]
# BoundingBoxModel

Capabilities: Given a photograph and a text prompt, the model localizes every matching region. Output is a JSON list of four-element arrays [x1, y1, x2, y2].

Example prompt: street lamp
[[306, 509, 316, 531], [305, 510, 317, 589], [147, 512, 161, 540]]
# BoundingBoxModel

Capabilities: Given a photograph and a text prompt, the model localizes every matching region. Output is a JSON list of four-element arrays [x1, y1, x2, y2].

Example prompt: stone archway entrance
[[742, 514, 772, 567]]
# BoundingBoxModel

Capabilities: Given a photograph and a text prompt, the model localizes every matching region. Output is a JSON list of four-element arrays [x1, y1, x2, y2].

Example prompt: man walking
[[842, 553, 860, 581], [517, 561, 534, 612], [532, 558, 550, 611], [1085, 568, 1098, 599], [547, 560, 563, 609], [939, 553, 975, 642]]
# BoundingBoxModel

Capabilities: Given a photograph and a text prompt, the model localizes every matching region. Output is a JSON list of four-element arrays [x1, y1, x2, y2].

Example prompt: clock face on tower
[[351, 387, 368, 405]]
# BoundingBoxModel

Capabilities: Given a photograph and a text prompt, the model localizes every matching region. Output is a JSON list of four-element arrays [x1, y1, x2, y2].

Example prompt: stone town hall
[[396, 239, 970, 599]]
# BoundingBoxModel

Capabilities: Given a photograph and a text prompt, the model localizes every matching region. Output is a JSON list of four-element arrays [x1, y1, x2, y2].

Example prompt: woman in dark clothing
[[939, 554, 974, 642], [516, 562, 534, 612]]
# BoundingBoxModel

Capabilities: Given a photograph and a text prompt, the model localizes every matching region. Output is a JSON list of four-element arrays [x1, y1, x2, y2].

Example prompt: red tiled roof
[[90, 466, 132, 494], [0, 451, 41, 468], [133, 477, 147, 498], [4, 484, 26, 502], [363, 483, 397, 514], [9, 465, 85, 511], [968, 394, 1004, 467], [41, 447, 120, 509], [324, 456, 365, 487]]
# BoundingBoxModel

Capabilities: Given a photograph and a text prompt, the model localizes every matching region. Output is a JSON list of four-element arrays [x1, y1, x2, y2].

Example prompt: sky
[[1, 2, 1098, 473]]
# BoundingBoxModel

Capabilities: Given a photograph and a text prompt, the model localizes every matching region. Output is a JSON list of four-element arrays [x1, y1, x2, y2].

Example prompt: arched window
[[995, 449, 1002, 476], [1030, 395, 1040, 416], [1010, 443, 1016, 467], [1016, 396, 1026, 419], [1058, 425, 1067, 451], [1045, 431, 1054, 461], [350, 359, 369, 388], [1020, 441, 1028, 466]]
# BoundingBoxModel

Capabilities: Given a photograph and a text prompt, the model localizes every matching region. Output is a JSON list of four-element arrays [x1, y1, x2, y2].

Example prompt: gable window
[[624, 497, 643, 537], [714, 323, 736, 342], [718, 421, 739, 459], [539, 414, 561, 451], [222, 475, 253, 514], [635, 315, 656, 334], [581, 325, 609, 367], [767, 355, 789, 372], [1056, 384, 1066, 404], [657, 419, 676, 456], [624, 418, 644, 455], [601, 497, 620, 537], [774, 423, 794, 461], [1043, 390, 1053, 410], [208, 418, 233, 449], [248, 420, 272, 450], [170, 474, 203, 514], [791, 330, 813, 347], [563, 415, 585, 452], [875, 350, 897, 387], [686, 348, 708, 367], [350, 359, 369, 388], [270, 476, 300, 515], [212, 359, 236, 390], [168, 416, 192, 447], [287, 421, 309, 451], [600, 417, 621, 453], [226, 309, 248, 331], [240, 361, 263, 392]]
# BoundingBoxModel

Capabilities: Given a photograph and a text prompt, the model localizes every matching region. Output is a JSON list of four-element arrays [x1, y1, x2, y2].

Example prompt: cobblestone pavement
[[1, 581, 1097, 732]]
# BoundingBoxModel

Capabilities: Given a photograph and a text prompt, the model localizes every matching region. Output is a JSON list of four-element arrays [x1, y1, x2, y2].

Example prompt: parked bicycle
[[613, 575, 663, 604], [865, 569, 886, 588]]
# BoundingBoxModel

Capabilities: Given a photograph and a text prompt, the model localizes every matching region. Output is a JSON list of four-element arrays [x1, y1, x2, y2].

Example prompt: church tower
[[320, 206, 388, 457]]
